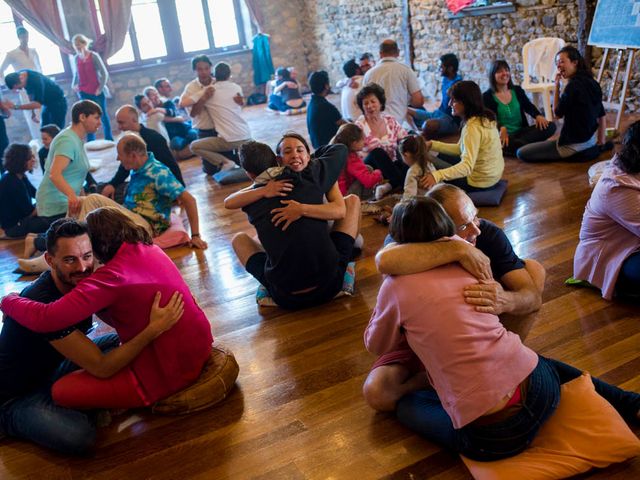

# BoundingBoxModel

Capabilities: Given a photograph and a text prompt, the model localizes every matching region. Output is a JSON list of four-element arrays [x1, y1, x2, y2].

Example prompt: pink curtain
[[244, 0, 265, 32], [5, 0, 73, 54], [91, 0, 133, 61]]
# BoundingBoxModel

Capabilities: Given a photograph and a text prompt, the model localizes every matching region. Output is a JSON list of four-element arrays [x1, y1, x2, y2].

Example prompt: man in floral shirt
[[118, 133, 208, 249]]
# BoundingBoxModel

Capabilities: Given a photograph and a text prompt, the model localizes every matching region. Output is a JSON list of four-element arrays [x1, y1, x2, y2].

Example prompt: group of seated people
[[133, 79, 198, 160], [0, 36, 638, 474], [307, 43, 613, 210]]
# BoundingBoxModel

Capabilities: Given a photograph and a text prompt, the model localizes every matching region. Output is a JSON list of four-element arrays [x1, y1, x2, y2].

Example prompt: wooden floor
[[0, 99, 639, 479]]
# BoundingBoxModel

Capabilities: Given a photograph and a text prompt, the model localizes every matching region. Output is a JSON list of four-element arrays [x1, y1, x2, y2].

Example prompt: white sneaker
[[374, 183, 392, 200]]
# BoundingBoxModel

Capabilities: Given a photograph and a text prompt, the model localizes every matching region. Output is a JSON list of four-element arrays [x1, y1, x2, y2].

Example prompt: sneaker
[[374, 183, 393, 200]]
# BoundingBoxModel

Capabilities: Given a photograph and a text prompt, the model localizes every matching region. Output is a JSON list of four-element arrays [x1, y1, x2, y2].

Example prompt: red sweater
[[1, 242, 213, 404], [338, 151, 383, 195]]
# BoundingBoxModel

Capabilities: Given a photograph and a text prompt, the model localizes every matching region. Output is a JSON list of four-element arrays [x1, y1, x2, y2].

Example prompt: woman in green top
[[482, 60, 556, 156]]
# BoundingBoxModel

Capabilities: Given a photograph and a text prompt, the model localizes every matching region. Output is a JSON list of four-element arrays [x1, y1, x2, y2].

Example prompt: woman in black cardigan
[[483, 60, 556, 156]]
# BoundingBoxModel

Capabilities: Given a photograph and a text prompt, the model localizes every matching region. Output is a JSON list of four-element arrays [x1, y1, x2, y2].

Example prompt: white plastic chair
[[522, 37, 566, 121]]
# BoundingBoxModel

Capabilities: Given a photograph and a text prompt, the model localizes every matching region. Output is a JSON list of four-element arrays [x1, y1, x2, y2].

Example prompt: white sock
[[354, 233, 364, 249]]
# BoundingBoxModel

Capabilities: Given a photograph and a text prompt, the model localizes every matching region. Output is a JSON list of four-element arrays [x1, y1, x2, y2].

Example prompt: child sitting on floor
[[331, 123, 383, 199], [399, 135, 436, 198]]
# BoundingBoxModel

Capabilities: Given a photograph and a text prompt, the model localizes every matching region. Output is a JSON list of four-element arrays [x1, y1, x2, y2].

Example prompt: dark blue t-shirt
[[0, 272, 92, 404], [307, 94, 342, 149], [475, 219, 525, 280], [23, 70, 65, 107], [439, 74, 463, 116]]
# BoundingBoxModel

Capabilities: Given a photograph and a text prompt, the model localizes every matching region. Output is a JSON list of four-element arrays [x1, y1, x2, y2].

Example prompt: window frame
[[1, 5, 72, 81], [92, 0, 251, 73]]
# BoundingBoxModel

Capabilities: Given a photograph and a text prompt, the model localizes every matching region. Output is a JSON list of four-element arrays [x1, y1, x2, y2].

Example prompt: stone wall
[[306, 0, 639, 114]]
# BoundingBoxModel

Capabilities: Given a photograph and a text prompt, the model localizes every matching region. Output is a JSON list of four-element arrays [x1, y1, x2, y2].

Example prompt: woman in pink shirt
[[0, 207, 213, 409], [71, 34, 113, 142], [355, 83, 408, 192], [366, 196, 640, 461], [574, 121, 640, 300]]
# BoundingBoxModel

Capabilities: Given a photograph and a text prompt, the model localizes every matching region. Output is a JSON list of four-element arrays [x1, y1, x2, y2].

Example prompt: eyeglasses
[[457, 216, 479, 233]]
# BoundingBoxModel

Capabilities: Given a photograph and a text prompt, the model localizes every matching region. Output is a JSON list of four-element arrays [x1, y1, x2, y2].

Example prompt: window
[[92, 0, 249, 69], [0, 1, 66, 77]]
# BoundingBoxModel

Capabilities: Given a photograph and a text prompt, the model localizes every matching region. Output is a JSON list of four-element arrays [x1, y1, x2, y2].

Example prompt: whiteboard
[[588, 0, 640, 49]]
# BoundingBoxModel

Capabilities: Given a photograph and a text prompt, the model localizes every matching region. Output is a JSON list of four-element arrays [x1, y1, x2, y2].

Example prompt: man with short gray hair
[[363, 39, 424, 124]]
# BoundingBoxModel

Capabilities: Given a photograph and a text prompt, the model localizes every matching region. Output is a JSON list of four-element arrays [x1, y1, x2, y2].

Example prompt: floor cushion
[[588, 160, 611, 188], [152, 344, 239, 415], [153, 213, 190, 249], [85, 139, 116, 151], [467, 180, 508, 207], [461, 373, 640, 480], [213, 167, 250, 185], [256, 261, 356, 307]]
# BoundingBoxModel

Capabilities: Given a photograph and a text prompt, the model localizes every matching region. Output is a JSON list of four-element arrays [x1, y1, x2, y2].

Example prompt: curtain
[[5, 0, 73, 54], [244, 0, 265, 32], [91, 0, 133, 61]]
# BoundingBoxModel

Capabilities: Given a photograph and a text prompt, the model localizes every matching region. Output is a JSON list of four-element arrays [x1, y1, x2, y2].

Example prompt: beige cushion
[[85, 139, 116, 151], [152, 344, 239, 415]]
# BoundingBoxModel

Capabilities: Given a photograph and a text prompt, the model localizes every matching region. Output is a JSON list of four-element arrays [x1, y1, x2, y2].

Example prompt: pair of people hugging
[[224, 133, 361, 310], [363, 189, 640, 460]]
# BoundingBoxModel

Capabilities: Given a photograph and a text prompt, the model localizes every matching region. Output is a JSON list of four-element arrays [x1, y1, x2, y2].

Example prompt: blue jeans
[[0, 334, 120, 455], [414, 109, 460, 136], [79, 91, 113, 141], [616, 251, 640, 300], [396, 355, 640, 461], [41, 99, 67, 130]]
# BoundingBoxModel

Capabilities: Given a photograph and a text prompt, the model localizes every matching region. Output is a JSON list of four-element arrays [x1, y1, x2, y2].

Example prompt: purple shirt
[[574, 160, 640, 300], [365, 254, 538, 429]]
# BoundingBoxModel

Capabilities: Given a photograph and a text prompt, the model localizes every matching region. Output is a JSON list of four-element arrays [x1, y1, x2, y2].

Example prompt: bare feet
[[23, 233, 38, 259], [18, 254, 49, 274]]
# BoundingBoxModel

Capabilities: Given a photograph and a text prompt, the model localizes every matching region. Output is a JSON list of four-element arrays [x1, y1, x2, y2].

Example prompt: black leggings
[[363, 148, 408, 189], [504, 123, 556, 156]]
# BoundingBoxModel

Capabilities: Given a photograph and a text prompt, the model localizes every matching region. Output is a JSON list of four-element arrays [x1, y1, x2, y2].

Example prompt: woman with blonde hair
[[71, 33, 112, 141]]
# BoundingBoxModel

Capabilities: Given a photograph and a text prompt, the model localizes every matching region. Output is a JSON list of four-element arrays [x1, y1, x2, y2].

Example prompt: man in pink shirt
[[364, 184, 545, 412]]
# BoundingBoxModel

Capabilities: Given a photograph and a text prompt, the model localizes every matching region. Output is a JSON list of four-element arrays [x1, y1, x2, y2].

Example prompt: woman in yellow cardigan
[[420, 81, 504, 192]]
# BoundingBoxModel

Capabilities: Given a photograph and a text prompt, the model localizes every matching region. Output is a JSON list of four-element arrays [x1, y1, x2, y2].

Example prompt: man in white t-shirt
[[178, 55, 216, 139], [0, 27, 42, 142], [338, 59, 363, 122], [189, 62, 251, 173], [363, 39, 424, 124]]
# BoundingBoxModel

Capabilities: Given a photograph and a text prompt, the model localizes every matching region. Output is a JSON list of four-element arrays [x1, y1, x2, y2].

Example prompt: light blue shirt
[[36, 128, 89, 217]]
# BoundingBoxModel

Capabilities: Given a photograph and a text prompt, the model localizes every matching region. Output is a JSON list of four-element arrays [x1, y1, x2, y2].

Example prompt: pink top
[[1, 242, 213, 404], [365, 256, 538, 429], [355, 113, 407, 160], [338, 151, 383, 195], [574, 161, 640, 300], [76, 54, 100, 95]]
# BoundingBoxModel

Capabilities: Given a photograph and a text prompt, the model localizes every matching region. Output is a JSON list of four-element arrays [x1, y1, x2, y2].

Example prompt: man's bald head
[[115, 105, 140, 132], [379, 39, 399, 58], [427, 184, 481, 244], [117, 132, 148, 170]]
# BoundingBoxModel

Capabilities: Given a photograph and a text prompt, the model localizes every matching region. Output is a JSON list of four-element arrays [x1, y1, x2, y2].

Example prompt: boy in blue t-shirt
[[409, 53, 462, 139]]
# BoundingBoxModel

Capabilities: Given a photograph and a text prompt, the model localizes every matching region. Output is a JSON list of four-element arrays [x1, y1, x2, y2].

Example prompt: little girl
[[331, 123, 383, 199], [399, 135, 436, 198]]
